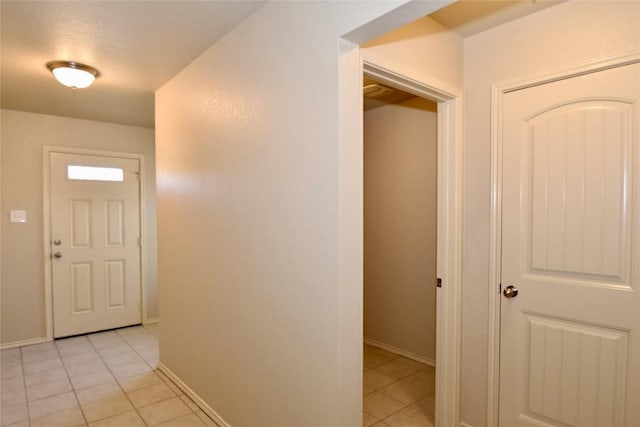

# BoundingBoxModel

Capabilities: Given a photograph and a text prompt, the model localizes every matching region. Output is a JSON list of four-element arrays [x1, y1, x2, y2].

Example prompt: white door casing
[[498, 63, 640, 426], [50, 152, 142, 338]]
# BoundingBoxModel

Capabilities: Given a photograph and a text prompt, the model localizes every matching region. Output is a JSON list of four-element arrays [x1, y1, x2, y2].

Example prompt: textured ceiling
[[0, 1, 264, 128], [0, 1, 565, 129]]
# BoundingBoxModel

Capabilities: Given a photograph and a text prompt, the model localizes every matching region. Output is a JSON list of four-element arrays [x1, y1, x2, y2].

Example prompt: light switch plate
[[10, 210, 26, 223]]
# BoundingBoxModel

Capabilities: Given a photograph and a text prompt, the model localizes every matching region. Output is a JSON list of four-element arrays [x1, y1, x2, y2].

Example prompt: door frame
[[362, 51, 464, 427], [43, 146, 148, 341], [486, 50, 640, 426]]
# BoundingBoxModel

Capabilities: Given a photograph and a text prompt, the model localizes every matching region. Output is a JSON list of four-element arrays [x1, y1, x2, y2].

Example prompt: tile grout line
[[7, 326, 207, 427], [86, 330, 153, 427], [364, 350, 434, 426], [107, 326, 203, 426], [363, 383, 408, 426], [130, 325, 216, 426], [114, 328, 158, 375], [113, 328, 171, 425], [17, 346, 32, 427], [52, 338, 89, 427], [115, 327, 209, 426]]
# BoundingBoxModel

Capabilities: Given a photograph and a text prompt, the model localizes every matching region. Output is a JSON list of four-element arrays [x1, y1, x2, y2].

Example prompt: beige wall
[[0, 109, 157, 345], [364, 98, 437, 362], [362, 15, 463, 90], [461, 2, 640, 426], [155, 1, 460, 425]]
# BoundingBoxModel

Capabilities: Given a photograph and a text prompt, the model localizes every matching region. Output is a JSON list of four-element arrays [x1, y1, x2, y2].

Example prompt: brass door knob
[[503, 285, 518, 298]]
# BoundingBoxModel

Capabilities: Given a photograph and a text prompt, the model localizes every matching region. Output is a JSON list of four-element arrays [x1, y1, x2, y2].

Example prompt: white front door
[[499, 64, 640, 426], [50, 152, 142, 338]]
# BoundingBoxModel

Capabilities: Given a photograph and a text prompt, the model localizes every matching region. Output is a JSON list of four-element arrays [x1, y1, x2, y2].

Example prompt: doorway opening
[[362, 75, 438, 425], [357, 56, 462, 426], [43, 147, 148, 340]]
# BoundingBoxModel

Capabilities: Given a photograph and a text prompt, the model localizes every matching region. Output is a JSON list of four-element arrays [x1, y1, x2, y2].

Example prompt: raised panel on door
[[105, 259, 126, 309], [70, 200, 93, 248], [499, 64, 639, 427], [104, 200, 125, 247], [527, 102, 632, 283], [524, 315, 628, 426], [71, 262, 93, 314]]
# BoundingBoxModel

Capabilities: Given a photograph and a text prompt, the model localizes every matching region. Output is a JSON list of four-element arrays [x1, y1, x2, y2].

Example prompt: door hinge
[[137, 237, 142, 247], [134, 171, 141, 182], [436, 277, 442, 288]]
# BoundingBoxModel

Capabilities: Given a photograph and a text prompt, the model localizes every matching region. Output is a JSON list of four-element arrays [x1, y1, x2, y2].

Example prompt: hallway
[[2, 327, 436, 426], [0, 325, 216, 426]]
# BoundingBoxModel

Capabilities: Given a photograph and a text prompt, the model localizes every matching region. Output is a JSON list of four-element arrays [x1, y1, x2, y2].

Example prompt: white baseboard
[[364, 337, 435, 367], [158, 362, 230, 427], [144, 317, 160, 325], [0, 336, 51, 350]]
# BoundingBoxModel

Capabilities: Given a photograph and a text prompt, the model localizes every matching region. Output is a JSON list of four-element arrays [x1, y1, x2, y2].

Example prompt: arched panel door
[[500, 64, 640, 426]]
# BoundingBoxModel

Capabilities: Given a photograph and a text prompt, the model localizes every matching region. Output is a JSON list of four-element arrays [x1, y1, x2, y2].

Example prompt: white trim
[[143, 317, 159, 325], [486, 81, 504, 427], [43, 146, 148, 340], [0, 336, 50, 350], [486, 50, 640, 427], [362, 53, 463, 427], [158, 362, 230, 427], [364, 338, 435, 367], [138, 155, 149, 325], [498, 49, 640, 94], [338, 39, 365, 427], [362, 51, 459, 101]]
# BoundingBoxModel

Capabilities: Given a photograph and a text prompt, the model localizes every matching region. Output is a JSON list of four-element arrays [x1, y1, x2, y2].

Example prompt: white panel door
[[50, 152, 142, 338], [500, 64, 640, 426]]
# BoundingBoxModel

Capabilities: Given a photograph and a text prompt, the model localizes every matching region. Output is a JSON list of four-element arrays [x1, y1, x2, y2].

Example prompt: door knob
[[53, 252, 62, 259], [503, 285, 518, 298]]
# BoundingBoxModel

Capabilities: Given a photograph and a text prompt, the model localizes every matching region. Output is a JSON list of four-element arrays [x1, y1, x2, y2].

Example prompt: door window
[[67, 165, 124, 182]]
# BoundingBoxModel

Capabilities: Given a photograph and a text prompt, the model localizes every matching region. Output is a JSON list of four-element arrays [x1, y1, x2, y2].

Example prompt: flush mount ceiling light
[[46, 60, 100, 89]]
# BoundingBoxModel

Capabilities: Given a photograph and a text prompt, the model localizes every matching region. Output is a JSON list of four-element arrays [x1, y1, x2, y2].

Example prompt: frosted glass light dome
[[46, 61, 100, 89]]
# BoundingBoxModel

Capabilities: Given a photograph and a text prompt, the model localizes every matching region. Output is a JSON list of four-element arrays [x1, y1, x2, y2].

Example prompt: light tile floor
[[0, 324, 217, 427], [363, 344, 435, 427]]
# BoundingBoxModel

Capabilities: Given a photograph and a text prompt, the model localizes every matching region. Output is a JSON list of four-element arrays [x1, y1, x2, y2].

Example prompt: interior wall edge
[[158, 362, 230, 427], [364, 337, 435, 367]]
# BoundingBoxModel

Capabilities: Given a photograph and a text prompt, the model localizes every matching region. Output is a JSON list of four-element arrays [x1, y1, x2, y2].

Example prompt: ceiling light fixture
[[46, 60, 100, 89]]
